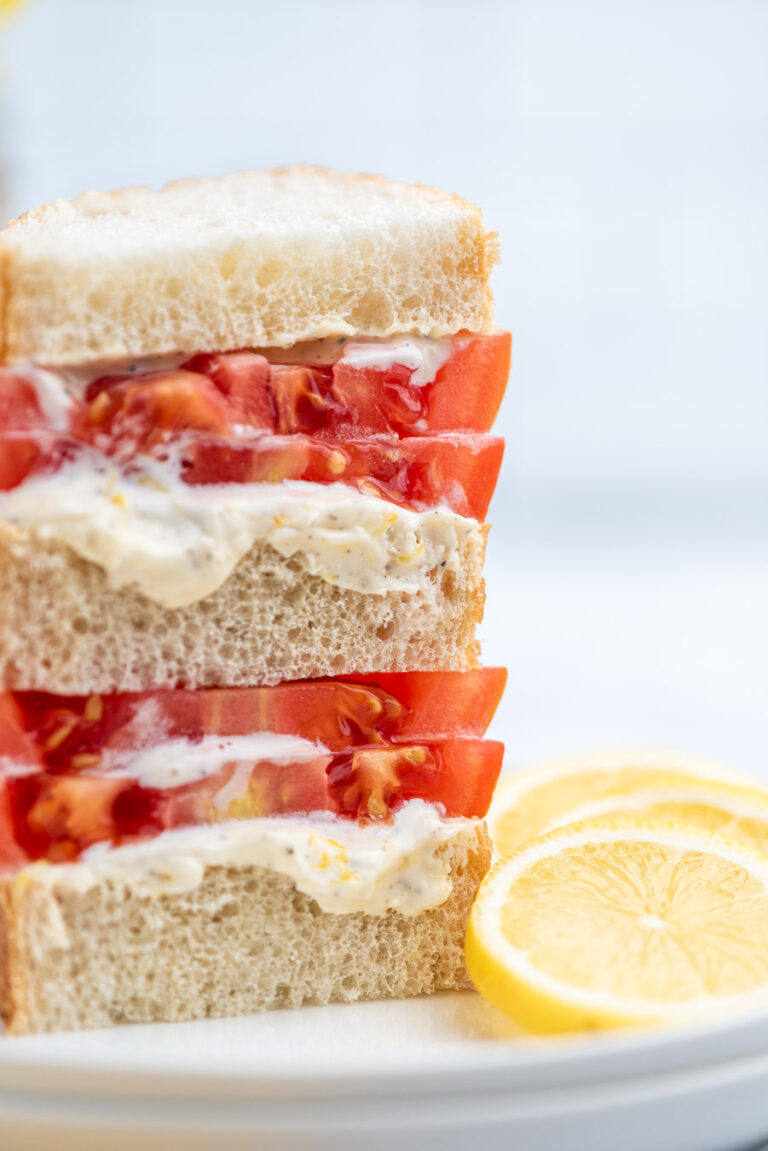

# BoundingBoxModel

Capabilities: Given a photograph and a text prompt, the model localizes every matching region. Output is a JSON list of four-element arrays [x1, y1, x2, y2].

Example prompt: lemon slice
[[466, 819, 768, 1034], [490, 749, 750, 855], [543, 783, 768, 854]]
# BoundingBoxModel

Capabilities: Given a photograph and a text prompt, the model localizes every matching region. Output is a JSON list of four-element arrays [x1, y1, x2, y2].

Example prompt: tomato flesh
[[328, 740, 503, 821], [10, 669, 504, 761], [180, 331, 510, 438], [0, 672, 505, 865], [177, 433, 503, 520]]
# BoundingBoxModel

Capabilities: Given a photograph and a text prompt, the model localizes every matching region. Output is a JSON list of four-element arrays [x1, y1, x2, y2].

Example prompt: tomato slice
[[2, 333, 509, 449], [10, 670, 504, 762], [4, 736, 501, 862], [426, 330, 511, 432], [339, 669, 507, 742], [1, 335, 506, 516], [181, 334, 509, 437], [179, 433, 503, 519], [74, 370, 235, 454], [7, 752, 333, 863], [181, 352, 274, 430], [0, 672, 506, 863], [0, 779, 29, 869], [327, 738, 503, 821], [0, 370, 65, 489], [0, 694, 42, 767]]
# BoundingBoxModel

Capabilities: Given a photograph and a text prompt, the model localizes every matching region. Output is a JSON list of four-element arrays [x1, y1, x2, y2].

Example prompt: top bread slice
[[0, 167, 498, 366]]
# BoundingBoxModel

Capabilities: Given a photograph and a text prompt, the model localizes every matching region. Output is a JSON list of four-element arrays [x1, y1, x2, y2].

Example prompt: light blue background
[[3, 0, 766, 773]]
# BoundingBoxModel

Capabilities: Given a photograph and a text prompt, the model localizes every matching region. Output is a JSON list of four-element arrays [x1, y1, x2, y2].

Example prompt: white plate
[[3, 991, 768, 1151]]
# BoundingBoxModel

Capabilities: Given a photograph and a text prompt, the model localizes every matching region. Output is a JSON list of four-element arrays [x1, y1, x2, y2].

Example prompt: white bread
[[0, 530, 486, 693], [0, 820, 491, 1035], [0, 167, 498, 366]]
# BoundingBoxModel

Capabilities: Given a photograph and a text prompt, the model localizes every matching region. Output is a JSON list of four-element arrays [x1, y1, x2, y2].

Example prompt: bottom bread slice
[[0, 819, 491, 1035]]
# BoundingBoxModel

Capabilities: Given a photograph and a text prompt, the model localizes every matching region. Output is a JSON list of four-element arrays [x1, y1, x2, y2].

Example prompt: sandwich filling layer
[[0, 674, 506, 864], [17, 800, 476, 917], [0, 457, 480, 607]]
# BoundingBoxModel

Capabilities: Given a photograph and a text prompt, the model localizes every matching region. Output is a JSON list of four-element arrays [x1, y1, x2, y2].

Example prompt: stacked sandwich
[[0, 169, 509, 1033]]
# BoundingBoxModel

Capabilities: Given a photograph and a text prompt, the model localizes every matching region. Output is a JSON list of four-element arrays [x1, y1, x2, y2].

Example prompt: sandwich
[[0, 167, 510, 1033]]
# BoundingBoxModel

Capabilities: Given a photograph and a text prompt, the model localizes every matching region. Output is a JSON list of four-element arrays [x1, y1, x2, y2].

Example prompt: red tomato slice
[[181, 352, 274, 430], [182, 332, 510, 436], [75, 370, 235, 453], [0, 779, 29, 869], [2, 333, 509, 449], [0, 370, 64, 489], [7, 753, 333, 863], [339, 669, 507, 742], [9, 671, 504, 764], [1, 673, 506, 862], [0, 694, 42, 767], [180, 433, 503, 520], [0, 430, 501, 518], [326, 738, 504, 821], [4, 736, 500, 862], [426, 330, 511, 432]]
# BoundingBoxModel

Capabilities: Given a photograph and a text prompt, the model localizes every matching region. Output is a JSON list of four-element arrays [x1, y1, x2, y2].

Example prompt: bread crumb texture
[[0, 822, 491, 1034], [0, 530, 486, 692], [1, 167, 498, 364]]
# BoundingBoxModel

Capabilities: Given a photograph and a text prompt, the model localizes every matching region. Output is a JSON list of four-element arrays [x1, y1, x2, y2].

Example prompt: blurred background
[[1, 0, 765, 772]]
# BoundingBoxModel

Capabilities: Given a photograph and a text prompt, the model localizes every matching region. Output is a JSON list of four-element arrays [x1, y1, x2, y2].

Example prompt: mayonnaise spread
[[42, 335, 453, 389], [338, 336, 451, 385], [0, 455, 479, 609], [22, 801, 471, 917], [95, 731, 326, 790]]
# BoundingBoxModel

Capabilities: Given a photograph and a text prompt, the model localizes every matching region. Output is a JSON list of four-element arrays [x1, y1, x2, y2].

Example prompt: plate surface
[[3, 991, 768, 1151]]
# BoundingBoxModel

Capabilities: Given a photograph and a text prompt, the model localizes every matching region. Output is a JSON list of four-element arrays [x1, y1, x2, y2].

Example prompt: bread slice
[[0, 527, 486, 693], [0, 167, 498, 366], [0, 819, 491, 1035]]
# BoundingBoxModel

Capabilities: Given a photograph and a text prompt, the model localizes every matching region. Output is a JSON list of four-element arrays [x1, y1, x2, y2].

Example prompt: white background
[[2, 0, 766, 773]]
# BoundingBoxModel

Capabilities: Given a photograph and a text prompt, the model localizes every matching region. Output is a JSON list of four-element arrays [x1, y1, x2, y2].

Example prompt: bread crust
[[0, 166, 498, 365], [0, 820, 492, 1035]]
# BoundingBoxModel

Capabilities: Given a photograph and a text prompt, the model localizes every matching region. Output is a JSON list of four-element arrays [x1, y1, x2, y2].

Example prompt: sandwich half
[[0, 167, 508, 1033]]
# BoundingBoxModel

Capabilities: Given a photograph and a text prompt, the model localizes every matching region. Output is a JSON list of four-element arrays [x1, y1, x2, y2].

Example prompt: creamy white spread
[[338, 337, 452, 386], [95, 732, 325, 790], [22, 801, 471, 917], [0, 456, 479, 608], [19, 365, 74, 428], [40, 335, 453, 389]]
